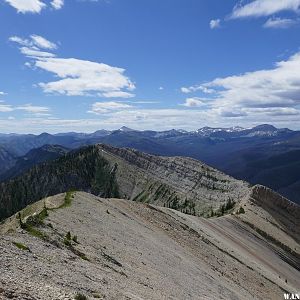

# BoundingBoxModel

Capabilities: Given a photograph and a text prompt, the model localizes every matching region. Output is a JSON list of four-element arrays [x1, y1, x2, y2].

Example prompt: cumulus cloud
[[230, 0, 300, 19], [35, 58, 135, 97], [88, 101, 132, 114], [5, 0, 46, 13], [181, 51, 300, 119], [263, 17, 299, 28], [210, 19, 221, 29], [10, 35, 135, 98], [51, 0, 64, 10]]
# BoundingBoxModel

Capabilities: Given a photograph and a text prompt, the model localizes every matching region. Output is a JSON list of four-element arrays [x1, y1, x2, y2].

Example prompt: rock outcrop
[[0, 144, 250, 221]]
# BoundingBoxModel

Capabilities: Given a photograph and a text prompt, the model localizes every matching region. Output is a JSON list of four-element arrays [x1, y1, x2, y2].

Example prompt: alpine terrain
[[0, 144, 299, 299]]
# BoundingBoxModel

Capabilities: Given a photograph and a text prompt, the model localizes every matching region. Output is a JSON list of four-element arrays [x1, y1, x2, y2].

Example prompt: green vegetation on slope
[[0, 146, 119, 221]]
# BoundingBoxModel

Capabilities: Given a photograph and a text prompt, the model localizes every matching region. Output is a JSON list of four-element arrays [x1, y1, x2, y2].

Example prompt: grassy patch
[[13, 242, 30, 251], [18, 212, 48, 240], [21, 223, 48, 240], [58, 191, 75, 209]]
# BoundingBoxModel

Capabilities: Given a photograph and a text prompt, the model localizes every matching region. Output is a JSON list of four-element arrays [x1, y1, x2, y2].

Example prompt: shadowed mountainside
[[0, 144, 69, 182]]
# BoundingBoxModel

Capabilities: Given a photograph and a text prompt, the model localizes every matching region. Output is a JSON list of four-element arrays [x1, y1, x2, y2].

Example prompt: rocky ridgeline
[[248, 184, 300, 244], [97, 144, 250, 215], [250, 185, 300, 219], [0, 143, 250, 220], [1, 191, 298, 299]]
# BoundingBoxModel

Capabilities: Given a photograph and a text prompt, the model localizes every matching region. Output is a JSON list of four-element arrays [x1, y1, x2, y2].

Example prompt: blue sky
[[1, 0, 300, 133]]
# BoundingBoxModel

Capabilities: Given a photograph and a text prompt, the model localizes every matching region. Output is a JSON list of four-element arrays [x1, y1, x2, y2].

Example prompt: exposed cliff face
[[250, 185, 300, 220], [0, 143, 251, 221], [245, 185, 300, 245], [97, 144, 250, 214]]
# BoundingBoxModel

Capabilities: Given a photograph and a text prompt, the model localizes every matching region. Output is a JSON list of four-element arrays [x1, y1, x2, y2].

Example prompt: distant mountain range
[[0, 124, 299, 204]]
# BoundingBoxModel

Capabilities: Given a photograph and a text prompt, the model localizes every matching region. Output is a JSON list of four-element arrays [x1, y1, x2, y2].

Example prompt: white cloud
[[9, 34, 57, 56], [36, 58, 135, 97], [0, 106, 300, 134], [51, 0, 64, 10], [0, 101, 50, 115], [247, 107, 300, 116], [263, 17, 299, 28], [131, 101, 160, 104], [5, 0, 104, 14], [182, 51, 300, 120], [9, 36, 31, 47], [88, 101, 132, 114], [159, 87, 164, 90], [0, 103, 14, 112], [11, 35, 135, 98], [20, 47, 56, 58], [30, 34, 57, 49], [101, 91, 134, 98], [181, 85, 215, 94], [5, 0, 46, 13], [210, 19, 221, 29], [182, 98, 206, 107], [219, 109, 247, 118], [231, 0, 300, 19], [16, 104, 50, 114]]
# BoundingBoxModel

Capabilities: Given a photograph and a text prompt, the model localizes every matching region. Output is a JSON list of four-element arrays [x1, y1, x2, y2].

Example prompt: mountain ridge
[[0, 190, 299, 299], [0, 143, 251, 221], [1, 124, 300, 205]]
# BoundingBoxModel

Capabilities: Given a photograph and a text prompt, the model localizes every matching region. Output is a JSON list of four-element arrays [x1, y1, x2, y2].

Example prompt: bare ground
[[0, 191, 299, 299]]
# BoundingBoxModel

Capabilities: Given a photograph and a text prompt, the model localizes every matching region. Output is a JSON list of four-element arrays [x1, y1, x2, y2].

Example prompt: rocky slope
[[0, 190, 299, 300], [0, 144, 249, 221]]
